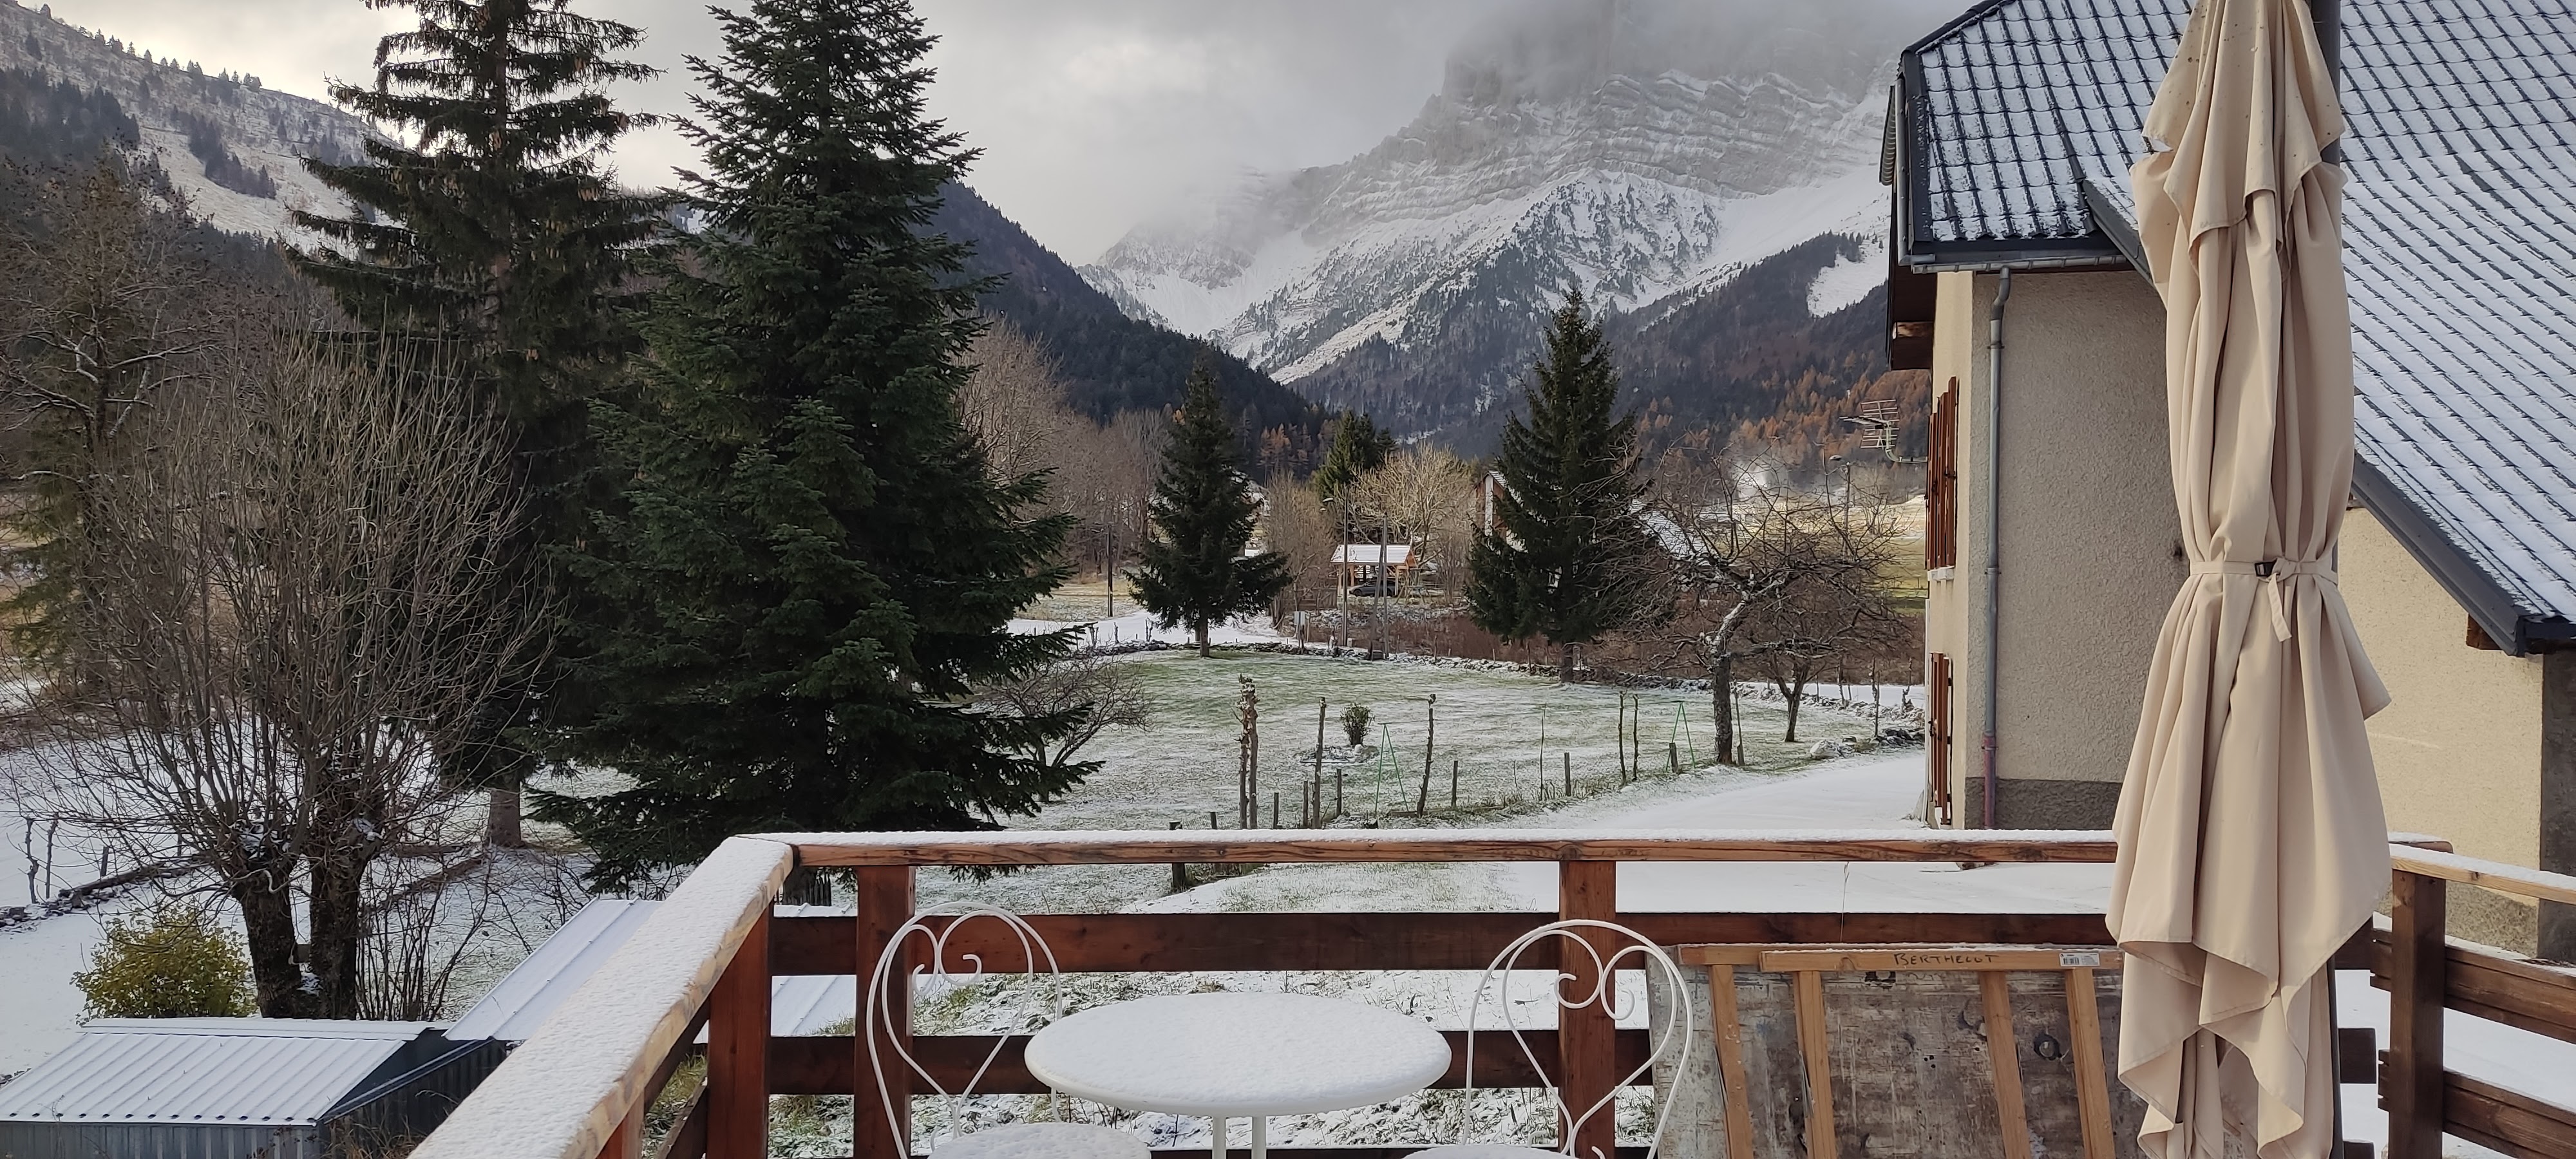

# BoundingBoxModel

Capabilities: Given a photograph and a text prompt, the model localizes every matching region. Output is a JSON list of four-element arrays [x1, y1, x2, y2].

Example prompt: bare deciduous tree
[[1258, 471, 1339, 632], [1647, 448, 1906, 760], [28, 337, 542, 1017], [1351, 447, 1477, 597], [974, 652, 1152, 775], [0, 163, 228, 666], [957, 318, 1077, 486], [1048, 409, 1164, 605]]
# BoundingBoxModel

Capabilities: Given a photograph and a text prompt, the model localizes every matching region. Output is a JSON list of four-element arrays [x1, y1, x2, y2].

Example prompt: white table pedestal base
[[1212, 1115, 1267, 1159]]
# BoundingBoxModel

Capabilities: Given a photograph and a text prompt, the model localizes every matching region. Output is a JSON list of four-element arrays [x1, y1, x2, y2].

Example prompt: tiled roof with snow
[[1899, 0, 2576, 641]]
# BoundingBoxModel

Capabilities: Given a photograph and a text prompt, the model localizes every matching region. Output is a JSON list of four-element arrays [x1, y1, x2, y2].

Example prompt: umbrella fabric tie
[[2188, 560, 2336, 642]]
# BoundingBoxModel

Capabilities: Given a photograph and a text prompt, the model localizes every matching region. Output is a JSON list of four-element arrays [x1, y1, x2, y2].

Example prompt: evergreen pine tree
[[1466, 288, 1657, 681], [294, 0, 663, 469], [538, 0, 1079, 888], [291, 0, 668, 843], [1128, 359, 1292, 658], [1312, 410, 1393, 501]]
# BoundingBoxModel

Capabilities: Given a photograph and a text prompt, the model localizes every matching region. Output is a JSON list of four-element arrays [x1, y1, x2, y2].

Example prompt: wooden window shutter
[[1927, 379, 1960, 570]]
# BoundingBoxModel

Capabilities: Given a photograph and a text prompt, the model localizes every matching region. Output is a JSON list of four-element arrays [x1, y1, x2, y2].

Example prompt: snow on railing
[[770, 826, 2126, 865], [412, 836, 791, 1159], [407, 831, 2576, 1159]]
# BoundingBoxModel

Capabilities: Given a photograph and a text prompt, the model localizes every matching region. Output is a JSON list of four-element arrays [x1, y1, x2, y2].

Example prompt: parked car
[[1347, 580, 1401, 598]]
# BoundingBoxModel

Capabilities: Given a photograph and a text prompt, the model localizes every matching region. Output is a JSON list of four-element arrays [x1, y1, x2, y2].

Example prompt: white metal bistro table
[[1023, 991, 1450, 1159]]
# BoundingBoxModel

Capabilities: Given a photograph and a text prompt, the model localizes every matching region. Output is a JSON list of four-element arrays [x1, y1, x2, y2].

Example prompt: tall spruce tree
[[537, 0, 1079, 888], [1312, 410, 1393, 501], [292, 0, 667, 844], [1129, 360, 1291, 658], [1466, 289, 1657, 681]]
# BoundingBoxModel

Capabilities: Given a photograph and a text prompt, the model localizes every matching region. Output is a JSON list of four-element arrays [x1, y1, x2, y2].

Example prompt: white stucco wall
[[1926, 269, 2184, 825]]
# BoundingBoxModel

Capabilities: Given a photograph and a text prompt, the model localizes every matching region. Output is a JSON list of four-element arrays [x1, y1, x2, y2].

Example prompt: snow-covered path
[[1501, 754, 2112, 914], [1146, 753, 2111, 917]]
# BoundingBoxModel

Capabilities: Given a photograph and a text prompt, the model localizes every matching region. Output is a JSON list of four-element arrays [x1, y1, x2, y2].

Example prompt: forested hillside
[[1614, 233, 1926, 480], [0, 2, 375, 238], [0, 70, 299, 287], [930, 182, 1325, 460]]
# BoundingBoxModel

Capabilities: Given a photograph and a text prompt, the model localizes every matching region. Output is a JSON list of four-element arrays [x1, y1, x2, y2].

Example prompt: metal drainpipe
[[2314, 0, 2342, 164], [1980, 267, 2013, 828]]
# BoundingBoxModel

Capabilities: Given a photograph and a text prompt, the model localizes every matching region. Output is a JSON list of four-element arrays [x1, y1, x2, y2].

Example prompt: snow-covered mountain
[[0, 1, 375, 240], [1079, 0, 1929, 445]]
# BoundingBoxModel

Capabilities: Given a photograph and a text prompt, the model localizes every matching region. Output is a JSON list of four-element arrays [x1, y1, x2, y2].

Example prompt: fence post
[[1558, 860, 1619, 1159], [2385, 869, 2447, 1159], [599, 1104, 644, 1159], [708, 908, 772, 1159], [854, 867, 916, 1159]]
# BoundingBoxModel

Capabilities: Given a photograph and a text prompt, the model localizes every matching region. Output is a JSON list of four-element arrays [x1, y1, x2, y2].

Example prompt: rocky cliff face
[[0, 0, 374, 238], [1080, 0, 1925, 446]]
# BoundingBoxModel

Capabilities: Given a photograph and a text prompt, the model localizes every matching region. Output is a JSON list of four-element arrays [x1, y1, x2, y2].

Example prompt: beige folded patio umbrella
[[2112, 1, 2391, 1158]]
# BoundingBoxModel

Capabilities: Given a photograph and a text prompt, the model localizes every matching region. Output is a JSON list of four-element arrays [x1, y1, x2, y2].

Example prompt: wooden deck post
[[855, 866, 916, 1159], [2387, 869, 2447, 1159], [1558, 860, 1618, 1159], [600, 1103, 645, 1159], [708, 908, 772, 1159]]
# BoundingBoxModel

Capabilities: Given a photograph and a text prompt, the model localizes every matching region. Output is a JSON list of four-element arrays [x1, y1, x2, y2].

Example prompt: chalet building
[[1331, 543, 1416, 590], [1890, 0, 2576, 954]]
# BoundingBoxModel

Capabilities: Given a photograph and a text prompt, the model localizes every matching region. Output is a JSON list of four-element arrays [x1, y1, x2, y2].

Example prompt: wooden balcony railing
[[406, 831, 2576, 1159]]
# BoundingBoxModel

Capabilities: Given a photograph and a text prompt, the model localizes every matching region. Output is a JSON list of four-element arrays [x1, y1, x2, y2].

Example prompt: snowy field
[[5, 630, 2565, 1159], [0, 639, 1902, 1076], [913, 638, 1914, 916]]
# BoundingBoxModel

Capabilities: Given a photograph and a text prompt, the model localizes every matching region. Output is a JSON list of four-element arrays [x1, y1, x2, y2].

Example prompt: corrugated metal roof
[[448, 900, 857, 1043], [1902, 0, 2576, 630], [770, 974, 856, 1037], [446, 899, 658, 1042], [0, 1020, 431, 1126]]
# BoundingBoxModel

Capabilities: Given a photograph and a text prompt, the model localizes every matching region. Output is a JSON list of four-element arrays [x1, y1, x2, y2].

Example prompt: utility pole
[[1325, 496, 1347, 655], [1371, 513, 1392, 660]]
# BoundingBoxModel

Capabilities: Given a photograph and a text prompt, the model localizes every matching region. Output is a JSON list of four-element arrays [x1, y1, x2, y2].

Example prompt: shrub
[[1340, 702, 1373, 748], [73, 904, 256, 1019]]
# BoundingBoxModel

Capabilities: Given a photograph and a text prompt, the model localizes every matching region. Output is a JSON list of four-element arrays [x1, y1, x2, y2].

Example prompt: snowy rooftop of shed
[[447, 898, 659, 1042], [0, 1019, 431, 1126], [1900, 0, 2576, 632], [448, 899, 853, 1044], [1329, 545, 1414, 565]]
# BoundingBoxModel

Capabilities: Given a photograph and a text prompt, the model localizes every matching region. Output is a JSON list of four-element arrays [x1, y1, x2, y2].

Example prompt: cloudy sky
[[46, 0, 1510, 261]]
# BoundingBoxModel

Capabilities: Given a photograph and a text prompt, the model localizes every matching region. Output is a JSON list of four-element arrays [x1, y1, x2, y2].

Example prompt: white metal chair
[[1410, 919, 1695, 1159], [866, 909, 1149, 1159]]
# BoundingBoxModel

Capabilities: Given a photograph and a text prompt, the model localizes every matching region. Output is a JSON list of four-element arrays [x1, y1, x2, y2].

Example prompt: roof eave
[[1901, 237, 2129, 272], [2079, 174, 2153, 279], [2351, 457, 2548, 657]]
